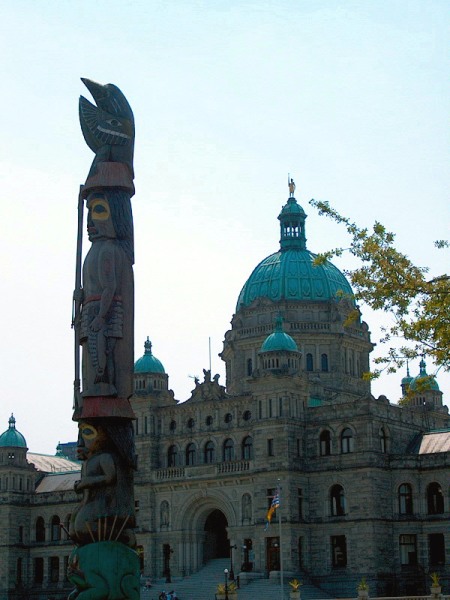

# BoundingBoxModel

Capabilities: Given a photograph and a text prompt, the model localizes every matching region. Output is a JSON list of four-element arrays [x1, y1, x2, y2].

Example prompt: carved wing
[[79, 96, 133, 151]]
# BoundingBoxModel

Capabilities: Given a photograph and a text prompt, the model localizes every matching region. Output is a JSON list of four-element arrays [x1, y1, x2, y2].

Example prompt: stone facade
[[0, 193, 448, 599]]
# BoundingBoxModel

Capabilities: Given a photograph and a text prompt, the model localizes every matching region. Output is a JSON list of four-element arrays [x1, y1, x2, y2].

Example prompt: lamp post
[[224, 568, 229, 600], [229, 544, 237, 580]]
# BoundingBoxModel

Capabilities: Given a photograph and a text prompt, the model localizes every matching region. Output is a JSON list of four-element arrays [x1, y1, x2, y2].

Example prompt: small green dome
[[236, 194, 354, 311], [260, 316, 299, 353], [0, 414, 27, 448], [134, 338, 165, 374], [409, 358, 440, 391]]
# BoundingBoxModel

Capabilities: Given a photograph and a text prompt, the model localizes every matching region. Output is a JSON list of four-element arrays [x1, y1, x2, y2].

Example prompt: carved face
[[87, 193, 116, 241], [77, 421, 108, 458]]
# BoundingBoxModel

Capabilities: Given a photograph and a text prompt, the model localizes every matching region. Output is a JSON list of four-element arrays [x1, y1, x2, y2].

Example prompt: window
[[242, 493, 252, 520], [204, 441, 215, 464], [247, 358, 253, 376], [242, 436, 253, 460], [269, 398, 273, 417], [185, 443, 196, 466], [51, 515, 61, 541], [298, 489, 303, 519], [267, 438, 274, 456], [205, 415, 213, 426], [380, 427, 387, 453], [398, 483, 413, 515], [399, 534, 417, 565], [427, 482, 444, 515], [331, 536, 347, 567], [169, 420, 176, 432], [34, 557, 44, 584], [330, 484, 346, 516], [50, 556, 59, 582], [18, 526, 23, 543], [36, 517, 45, 542], [160, 501, 169, 526], [320, 430, 331, 456], [187, 418, 195, 429], [223, 438, 234, 461], [429, 533, 445, 565], [306, 353, 314, 372], [167, 445, 177, 467], [321, 353, 329, 372], [243, 410, 251, 421], [16, 558, 22, 584], [340, 428, 353, 454], [296, 438, 301, 457], [224, 413, 233, 423]]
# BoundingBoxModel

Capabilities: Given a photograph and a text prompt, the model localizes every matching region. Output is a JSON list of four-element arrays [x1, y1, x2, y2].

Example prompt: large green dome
[[0, 414, 27, 448], [134, 338, 165, 374], [236, 194, 354, 311]]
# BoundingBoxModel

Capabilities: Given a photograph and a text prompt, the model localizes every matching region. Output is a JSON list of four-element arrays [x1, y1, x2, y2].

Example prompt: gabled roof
[[413, 430, 450, 454], [27, 452, 80, 473]]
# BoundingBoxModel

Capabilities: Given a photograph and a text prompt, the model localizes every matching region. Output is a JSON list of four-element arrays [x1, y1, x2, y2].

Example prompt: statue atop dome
[[288, 176, 296, 197]]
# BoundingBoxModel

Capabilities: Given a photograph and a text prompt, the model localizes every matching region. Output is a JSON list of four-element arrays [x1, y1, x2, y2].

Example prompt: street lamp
[[229, 544, 237, 580], [224, 568, 229, 600]]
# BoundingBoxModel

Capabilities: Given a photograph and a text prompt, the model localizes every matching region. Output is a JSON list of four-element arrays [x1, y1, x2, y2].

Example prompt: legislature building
[[0, 190, 448, 599]]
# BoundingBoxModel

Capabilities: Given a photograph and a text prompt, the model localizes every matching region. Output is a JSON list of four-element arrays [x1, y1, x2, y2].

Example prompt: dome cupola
[[258, 315, 301, 375], [236, 181, 354, 311], [409, 357, 440, 392], [0, 414, 27, 449], [134, 337, 165, 374]]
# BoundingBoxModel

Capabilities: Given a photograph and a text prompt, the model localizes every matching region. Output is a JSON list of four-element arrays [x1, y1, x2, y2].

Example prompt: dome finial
[[9, 413, 15, 428], [144, 337, 152, 355], [288, 174, 296, 198]]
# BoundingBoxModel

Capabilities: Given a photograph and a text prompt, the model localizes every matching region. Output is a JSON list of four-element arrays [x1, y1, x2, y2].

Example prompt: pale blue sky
[[0, 0, 448, 453]]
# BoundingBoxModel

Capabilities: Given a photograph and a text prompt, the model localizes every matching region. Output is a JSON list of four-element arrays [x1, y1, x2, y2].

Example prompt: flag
[[264, 490, 280, 530]]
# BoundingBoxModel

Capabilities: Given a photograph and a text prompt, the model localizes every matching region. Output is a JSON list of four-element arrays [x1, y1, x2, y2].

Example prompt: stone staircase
[[140, 558, 334, 600]]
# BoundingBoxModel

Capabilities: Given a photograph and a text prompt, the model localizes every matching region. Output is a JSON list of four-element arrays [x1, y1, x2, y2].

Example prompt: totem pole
[[68, 78, 140, 600]]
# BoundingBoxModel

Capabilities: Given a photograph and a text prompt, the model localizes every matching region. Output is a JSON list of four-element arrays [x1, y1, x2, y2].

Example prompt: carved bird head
[[79, 78, 135, 153]]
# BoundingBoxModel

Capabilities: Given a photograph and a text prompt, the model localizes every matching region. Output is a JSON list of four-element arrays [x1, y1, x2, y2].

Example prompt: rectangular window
[[50, 556, 59, 583], [267, 438, 274, 456], [399, 534, 417, 565], [429, 533, 445, 565], [298, 489, 303, 519], [135, 418, 139, 435], [269, 398, 273, 418], [298, 536, 303, 568], [18, 526, 23, 543], [279, 397, 283, 416], [296, 438, 301, 457], [34, 557, 44, 584], [258, 400, 262, 419], [144, 416, 148, 434], [331, 535, 347, 567]]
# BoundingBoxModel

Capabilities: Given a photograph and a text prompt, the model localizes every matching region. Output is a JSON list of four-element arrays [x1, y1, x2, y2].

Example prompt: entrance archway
[[204, 509, 228, 560]]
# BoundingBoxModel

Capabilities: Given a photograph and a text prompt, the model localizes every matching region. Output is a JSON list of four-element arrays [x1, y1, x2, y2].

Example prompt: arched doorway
[[204, 509, 228, 560]]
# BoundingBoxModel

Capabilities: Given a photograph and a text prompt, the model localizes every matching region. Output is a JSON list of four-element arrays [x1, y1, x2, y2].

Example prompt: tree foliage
[[310, 199, 450, 376]]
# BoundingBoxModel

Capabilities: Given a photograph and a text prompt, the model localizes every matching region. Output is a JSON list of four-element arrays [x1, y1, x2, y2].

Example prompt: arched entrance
[[204, 509, 228, 560]]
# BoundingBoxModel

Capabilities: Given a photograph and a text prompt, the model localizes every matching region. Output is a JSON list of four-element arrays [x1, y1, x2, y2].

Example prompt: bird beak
[[81, 78, 107, 104]]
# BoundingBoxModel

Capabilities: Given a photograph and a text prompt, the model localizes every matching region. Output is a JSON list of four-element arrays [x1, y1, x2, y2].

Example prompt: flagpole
[[278, 479, 284, 600]]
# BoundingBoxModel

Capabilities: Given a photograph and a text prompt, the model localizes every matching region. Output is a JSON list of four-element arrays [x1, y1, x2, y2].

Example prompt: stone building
[[0, 191, 448, 599]]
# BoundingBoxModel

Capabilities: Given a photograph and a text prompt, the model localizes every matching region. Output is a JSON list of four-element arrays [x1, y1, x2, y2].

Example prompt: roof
[[35, 471, 80, 493], [236, 196, 353, 311], [27, 452, 81, 473], [416, 430, 450, 454], [260, 315, 299, 353], [134, 337, 165, 374]]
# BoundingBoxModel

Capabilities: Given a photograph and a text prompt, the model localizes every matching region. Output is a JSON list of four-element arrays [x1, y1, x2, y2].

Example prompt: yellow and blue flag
[[264, 490, 280, 530]]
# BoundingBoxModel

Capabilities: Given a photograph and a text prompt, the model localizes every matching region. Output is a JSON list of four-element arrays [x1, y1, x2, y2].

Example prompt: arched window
[[320, 430, 331, 456], [321, 353, 329, 372], [223, 438, 235, 462], [379, 427, 387, 453], [51, 516, 61, 542], [306, 353, 314, 372], [36, 517, 45, 542], [340, 428, 354, 453], [204, 441, 215, 464], [242, 436, 253, 460], [398, 483, 413, 515], [427, 482, 444, 515], [167, 445, 177, 467], [185, 443, 196, 466], [330, 484, 346, 516]]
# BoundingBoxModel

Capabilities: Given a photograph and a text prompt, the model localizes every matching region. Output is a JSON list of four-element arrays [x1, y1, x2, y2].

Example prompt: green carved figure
[[67, 541, 140, 600]]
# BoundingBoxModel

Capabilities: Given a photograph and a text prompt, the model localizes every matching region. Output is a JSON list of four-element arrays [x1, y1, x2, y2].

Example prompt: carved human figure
[[289, 178, 296, 197], [79, 190, 134, 399], [70, 419, 136, 547]]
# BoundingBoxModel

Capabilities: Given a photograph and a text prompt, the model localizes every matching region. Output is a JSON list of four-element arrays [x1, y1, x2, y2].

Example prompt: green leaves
[[310, 199, 449, 374]]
